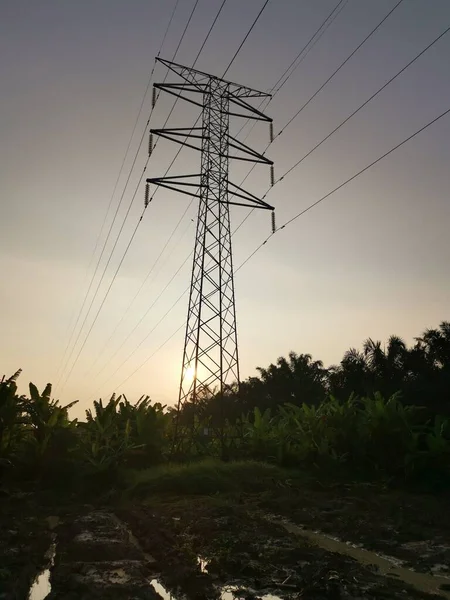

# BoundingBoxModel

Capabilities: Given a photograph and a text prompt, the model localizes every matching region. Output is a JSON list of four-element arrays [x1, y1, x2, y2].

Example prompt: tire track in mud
[[48, 510, 160, 599], [267, 515, 450, 600]]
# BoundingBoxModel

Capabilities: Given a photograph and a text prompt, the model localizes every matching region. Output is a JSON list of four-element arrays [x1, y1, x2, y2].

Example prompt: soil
[[1, 480, 449, 599], [117, 492, 449, 600], [255, 480, 450, 574], [0, 491, 52, 600]]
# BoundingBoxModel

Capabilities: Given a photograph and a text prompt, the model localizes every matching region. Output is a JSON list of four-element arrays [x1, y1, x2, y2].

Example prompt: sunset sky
[[1, 0, 449, 418]]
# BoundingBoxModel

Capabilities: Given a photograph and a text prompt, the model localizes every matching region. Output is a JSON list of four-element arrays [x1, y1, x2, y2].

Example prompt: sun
[[184, 365, 195, 384]]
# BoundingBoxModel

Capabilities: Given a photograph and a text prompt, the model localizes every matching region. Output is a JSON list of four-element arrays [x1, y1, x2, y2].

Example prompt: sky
[[1, 0, 449, 418]]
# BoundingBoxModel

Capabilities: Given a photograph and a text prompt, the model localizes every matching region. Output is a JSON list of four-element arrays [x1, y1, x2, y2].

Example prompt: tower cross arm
[[156, 57, 271, 98]]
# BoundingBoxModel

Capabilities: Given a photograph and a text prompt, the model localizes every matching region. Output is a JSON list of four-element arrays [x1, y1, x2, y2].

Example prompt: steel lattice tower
[[146, 58, 274, 412]]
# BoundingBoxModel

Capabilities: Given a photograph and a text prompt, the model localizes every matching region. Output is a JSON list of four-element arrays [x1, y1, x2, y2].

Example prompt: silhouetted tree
[[177, 321, 450, 424], [240, 352, 327, 413]]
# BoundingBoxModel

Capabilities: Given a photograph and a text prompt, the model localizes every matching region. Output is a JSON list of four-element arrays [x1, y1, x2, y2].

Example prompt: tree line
[[186, 321, 450, 424], [0, 320, 448, 487]]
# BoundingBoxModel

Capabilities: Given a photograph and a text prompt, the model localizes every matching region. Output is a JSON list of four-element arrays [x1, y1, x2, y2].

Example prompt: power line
[[58, 0, 237, 391], [110, 105, 450, 392], [230, 0, 408, 234], [61, 113, 191, 390], [55, 246, 102, 382], [56, 158, 149, 391], [217, 0, 353, 231], [87, 213, 194, 376], [222, 0, 271, 77], [56, 0, 206, 391], [277, 0, 405, 136], [150, 0, 212, 140], [151, 0, 203, 112], [150, 0, 229, 158], [80, 0, 270, 385], [55, 0, 183, 386], [273, 23, 450, 183], [95, 248, 192, 382], [193, 0, 228, 64], [232, 0, 348, 142], [241, 106, 450, 267], [216, 20, 450, 298], [91, 285, 190, 400], [160, 0, 183, 52], [111, 323, 186, 396], [55, 71, 155, 384], [59, 205, 148, 392], [273, 0, 348, 94], [172, 0, 201, 61]]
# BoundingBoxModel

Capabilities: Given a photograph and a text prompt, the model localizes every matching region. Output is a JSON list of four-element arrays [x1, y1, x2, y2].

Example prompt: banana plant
[[119, 395, 170, 464], [0, 370, 28, 461], [23, 382, 78, 462], [425, 415, 450, 456]]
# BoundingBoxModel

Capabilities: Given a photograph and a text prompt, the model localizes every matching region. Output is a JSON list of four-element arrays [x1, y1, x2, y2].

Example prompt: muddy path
[[118, 496, 450, 599], [0, 493, 53, 600], [255, 480, 450, 575], [1, 481, 449, 599]]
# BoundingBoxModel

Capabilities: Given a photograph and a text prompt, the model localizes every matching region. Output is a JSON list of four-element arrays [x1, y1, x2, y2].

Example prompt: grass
[[122, 459, 301, 496]]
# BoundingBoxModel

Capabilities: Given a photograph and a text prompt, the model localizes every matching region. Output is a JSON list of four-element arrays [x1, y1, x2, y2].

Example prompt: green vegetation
[[1, 321, 449, 489], [124, 460, 292, 496]]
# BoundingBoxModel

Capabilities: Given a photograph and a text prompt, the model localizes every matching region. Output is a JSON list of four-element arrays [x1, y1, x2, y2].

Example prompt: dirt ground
[[256, 480, 450, 574], [1, 481, 450, 599], [0, 492, 52, 599]]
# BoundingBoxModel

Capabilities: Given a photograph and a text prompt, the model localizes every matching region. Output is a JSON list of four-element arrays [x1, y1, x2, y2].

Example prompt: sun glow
[[184, 365, 195, 384]]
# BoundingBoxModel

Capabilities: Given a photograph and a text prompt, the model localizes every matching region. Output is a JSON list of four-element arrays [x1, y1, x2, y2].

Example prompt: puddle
[[274, 518, 450, 599], [220, 586, 282, 600], [150, 578, 179, 599], [197, 555, 209, 572], [150, 578, 284, 600], [28, 541, 56, 600], [111, 512, 156, 564], [28, 517, 60, 600]]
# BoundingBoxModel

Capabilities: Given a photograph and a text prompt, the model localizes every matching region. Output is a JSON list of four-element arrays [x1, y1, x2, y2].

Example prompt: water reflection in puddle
[[220, 586, 282, 600], [28, 542, 56, 600], [28, 568, 51, 600], [150, 579, 179, 599], [149, 579, 283, 600], [276, 519, 450, 600], [197, 555, 209, 572]]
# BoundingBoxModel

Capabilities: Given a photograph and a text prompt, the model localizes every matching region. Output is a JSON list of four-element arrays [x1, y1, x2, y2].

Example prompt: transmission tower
[[146, 58, 274, 413]]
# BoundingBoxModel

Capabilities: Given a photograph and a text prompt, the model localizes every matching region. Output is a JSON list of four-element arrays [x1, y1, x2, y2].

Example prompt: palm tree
[[362, 335, 408, 395], [411, 322, 450, 414], [255, 352, 326, 408], [328, 348, 369, 398], [417, 321, 450, 369]]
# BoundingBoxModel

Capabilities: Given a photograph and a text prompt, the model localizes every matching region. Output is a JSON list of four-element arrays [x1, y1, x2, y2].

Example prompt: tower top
[[156, 57, 271, 98]]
